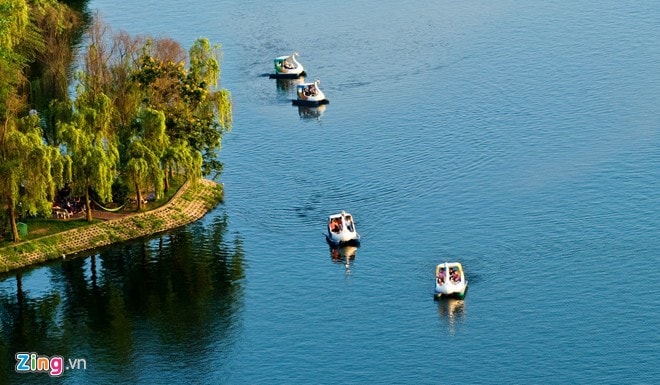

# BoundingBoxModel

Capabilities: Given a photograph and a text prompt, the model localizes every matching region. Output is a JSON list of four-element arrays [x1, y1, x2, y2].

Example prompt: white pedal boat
[[292, 79, 329, 106], [434, 262, 468, 299], [325, 211, 360, 247], [269, 53, 306, 79]]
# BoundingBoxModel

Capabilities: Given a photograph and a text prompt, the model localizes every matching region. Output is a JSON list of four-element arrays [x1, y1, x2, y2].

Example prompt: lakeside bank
[[0, 178, 223, 273]]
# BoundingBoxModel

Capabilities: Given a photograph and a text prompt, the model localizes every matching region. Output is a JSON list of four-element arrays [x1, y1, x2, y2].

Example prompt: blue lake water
[[1, 1, 659, 384]]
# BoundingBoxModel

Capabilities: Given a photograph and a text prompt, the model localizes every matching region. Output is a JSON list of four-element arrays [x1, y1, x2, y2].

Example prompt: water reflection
[[275, 77, 305, 95], [329, 245, 358, 273], [297, 104, 326, 122], [436, 298, 466, 335], [0, 211, 244, 384]]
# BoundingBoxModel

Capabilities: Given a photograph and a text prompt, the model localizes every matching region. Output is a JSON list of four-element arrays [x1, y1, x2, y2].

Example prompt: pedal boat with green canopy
[[269, 52, 306, 79], [434, 262, 468, 300]]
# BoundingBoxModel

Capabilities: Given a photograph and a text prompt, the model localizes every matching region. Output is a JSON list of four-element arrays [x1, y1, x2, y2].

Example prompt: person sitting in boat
[[330, 218, 342, 233], [282, 59, 294, 70], [450, 269, 460, 283], [345, 216, 354, 232], [308, 84, 317, 96], [437, 269, 446, 285]]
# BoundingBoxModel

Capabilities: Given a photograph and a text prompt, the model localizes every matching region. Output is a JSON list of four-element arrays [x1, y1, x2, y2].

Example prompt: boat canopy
[[297, 82, 319, 97], [328, 211, 356, 233], [436, 263, 465, 283], [274, 55, 297, 71]]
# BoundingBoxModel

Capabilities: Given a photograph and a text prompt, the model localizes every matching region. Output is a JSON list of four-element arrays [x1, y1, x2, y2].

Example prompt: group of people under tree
[[52, 185, 87, 217]]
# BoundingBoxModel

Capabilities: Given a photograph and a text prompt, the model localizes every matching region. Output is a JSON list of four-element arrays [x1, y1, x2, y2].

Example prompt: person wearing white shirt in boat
[[345, 216, 355, 232]]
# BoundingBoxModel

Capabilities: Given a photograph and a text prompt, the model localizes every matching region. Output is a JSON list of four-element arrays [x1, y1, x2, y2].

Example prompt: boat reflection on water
[[436, 298, 466, 335], [330, 245, 358, 273], [297, 104, 326, 122], [275, 77, 305, 95]]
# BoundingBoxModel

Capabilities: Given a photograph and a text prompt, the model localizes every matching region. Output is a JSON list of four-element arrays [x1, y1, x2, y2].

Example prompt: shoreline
[[0, 178, 223, 273]]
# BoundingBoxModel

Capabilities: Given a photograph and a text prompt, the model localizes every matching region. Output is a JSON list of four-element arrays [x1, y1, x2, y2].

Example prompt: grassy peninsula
[[1, 2, 232, 256], [0, 178, 223, 273]]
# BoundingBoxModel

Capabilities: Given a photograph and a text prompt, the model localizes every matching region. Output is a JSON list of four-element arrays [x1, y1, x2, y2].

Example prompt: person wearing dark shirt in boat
[[450, 269, 460, 283]]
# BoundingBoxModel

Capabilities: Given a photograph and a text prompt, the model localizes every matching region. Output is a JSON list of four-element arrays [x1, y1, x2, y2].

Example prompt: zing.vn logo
[[15, 352, 87, 377]]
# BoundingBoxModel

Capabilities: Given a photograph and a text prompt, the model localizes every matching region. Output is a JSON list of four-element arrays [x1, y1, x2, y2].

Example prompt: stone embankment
[[0, 178, 223, 272]]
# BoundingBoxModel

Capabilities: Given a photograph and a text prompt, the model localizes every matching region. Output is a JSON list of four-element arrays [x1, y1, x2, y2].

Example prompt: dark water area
[[1, 1, 659, 384]]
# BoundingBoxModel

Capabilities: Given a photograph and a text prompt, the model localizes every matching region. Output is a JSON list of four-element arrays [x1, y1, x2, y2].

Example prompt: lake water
[[1, 1, 659, 384]]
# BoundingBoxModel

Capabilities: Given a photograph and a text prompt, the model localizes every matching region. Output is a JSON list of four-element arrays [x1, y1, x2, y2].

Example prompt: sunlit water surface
[[1, 1, 659, 384]]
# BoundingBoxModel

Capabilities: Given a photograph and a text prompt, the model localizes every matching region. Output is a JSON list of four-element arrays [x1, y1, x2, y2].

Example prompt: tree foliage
[[30, 0, 84, 144], [133, 37, 232, 177], [0, 0, 64, 242], [0, 6, 232, 241], [59, 91, 119, 221], [0, 115, 67, 241], [123, 107, 166, 210]]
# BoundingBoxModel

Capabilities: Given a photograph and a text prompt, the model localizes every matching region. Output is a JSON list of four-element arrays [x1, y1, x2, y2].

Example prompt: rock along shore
[[0, 178, 223, 273]]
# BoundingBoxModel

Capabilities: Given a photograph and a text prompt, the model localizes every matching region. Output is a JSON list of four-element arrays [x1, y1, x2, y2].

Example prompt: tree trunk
[[164, 167, 170, 192], [85, 187, 93, 222], [8, 205, 19, 243], [136, 182, 143, 211]]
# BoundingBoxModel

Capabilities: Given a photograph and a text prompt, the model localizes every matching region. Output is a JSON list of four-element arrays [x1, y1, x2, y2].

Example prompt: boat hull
[[434, 283, 468, 300], [325, 233, 360, 248], [269, 71, 306, 79], [293, 98, 329, 107]]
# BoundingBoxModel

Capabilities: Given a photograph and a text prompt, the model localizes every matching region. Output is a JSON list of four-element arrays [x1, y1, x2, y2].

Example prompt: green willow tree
[[0, 0, 68, 242], [30, 0, 84, 145], [59, 91, 119, 221], [0, 0, 31, 134], [133, 37, 232, 179], [187, 38, 232, 178], [0, 115, 69, 242], [161, 139, 201, 192], [124, 107, 167, 210]]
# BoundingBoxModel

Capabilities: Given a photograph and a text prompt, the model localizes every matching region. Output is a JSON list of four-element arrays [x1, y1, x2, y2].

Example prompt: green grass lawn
[[0, 217, 100, 248]]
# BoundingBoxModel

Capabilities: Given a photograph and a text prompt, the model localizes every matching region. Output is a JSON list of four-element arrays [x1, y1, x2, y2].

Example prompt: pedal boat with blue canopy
[[269, 53, 306, 79], [292, 79, 329, 106], [434, 262, 468, 300]]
